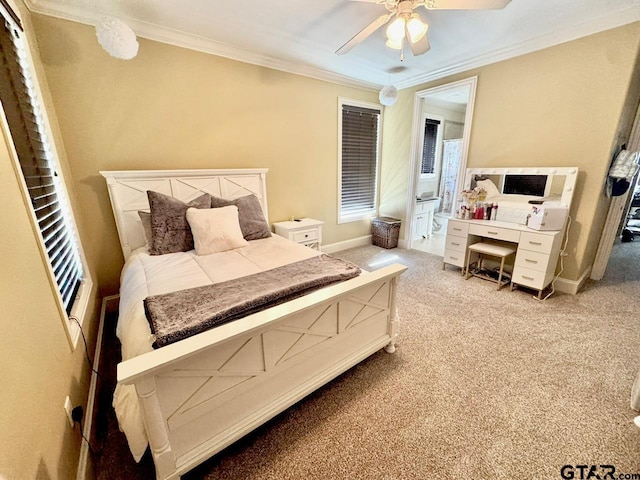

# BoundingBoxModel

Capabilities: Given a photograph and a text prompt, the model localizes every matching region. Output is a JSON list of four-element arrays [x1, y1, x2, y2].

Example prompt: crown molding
[[24, 0, 640, 92], [23, 0, 381, 91], [396, 5, 640, 89]]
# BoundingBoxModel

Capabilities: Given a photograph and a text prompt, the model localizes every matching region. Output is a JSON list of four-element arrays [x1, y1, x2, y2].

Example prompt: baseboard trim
[[555, 267, 592, 295], [322, 235, 372, 253], [77, 294, 119, 480]]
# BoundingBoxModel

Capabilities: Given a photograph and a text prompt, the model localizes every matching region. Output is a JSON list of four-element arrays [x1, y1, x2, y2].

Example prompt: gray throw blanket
[[144, 254, 361, 347]]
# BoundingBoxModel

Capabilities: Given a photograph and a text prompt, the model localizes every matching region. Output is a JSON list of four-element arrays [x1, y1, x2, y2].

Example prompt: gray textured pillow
[[147, 191, 212, 255], [210, 194, 271, 241], [138, 211, 152, 246]]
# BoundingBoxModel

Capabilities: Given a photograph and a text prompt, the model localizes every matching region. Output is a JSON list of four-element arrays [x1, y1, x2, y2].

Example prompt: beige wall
[[381, 22, 640, 281], [4, 6, 637, 477], [0, 2, 101, 479], [31, 14, 380, 295]]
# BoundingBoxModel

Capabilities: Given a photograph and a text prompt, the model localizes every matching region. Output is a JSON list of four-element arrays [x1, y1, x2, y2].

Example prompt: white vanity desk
[[443, 166, 578, 298], [443, 218, 564, 297]]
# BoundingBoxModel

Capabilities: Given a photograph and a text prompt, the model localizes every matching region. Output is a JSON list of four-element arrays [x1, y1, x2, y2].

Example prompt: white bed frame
[[100, 168, 407, 480]]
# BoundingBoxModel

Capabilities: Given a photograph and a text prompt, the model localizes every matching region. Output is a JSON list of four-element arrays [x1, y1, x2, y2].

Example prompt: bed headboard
[[100, 168, 269, 260]]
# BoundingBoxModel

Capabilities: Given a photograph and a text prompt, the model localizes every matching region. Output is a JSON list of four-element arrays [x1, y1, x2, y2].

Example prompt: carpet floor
[[92, 242, 640, 480]]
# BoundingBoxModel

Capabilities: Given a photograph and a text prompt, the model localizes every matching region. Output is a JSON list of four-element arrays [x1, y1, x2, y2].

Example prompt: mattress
[[115, 235, 322, 460]]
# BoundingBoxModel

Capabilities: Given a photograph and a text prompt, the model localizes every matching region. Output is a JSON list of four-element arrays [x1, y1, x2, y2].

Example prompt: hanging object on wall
[[95, 18, 139, 60], [606, 149, 640, 197], [379, 84, 398, 106]]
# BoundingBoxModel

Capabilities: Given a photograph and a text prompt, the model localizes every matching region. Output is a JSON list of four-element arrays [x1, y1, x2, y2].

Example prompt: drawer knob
[[450, 256, 458, 260], [529, 241, 542, 246], [451, 242, 460, 246], [487, 231, 498, 235], [525, 259, 538, 264], [523, 275, 534, 281]]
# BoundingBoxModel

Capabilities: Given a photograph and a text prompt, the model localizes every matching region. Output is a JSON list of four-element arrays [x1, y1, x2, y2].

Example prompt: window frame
[[337, 97, 383, 224], [0, 2, 93, 350], [419, 113, 444, 180]]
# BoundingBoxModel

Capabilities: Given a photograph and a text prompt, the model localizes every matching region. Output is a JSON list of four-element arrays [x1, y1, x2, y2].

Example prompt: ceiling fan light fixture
[[406, 15, 428, 43], [385, 37, 403, 50], [386, 17, 406, 42]]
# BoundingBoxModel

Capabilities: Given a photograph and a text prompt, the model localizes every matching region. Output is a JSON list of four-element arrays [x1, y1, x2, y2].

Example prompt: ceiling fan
[[336, 0, 512, 57]]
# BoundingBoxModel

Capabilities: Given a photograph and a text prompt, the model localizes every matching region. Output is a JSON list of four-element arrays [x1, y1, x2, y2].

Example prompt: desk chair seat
[[465, 242, 517, 290]]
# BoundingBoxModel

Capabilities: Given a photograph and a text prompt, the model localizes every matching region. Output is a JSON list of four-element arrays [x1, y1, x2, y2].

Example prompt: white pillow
[[186, 205, 248, 255], [476, 179, 501, 199]]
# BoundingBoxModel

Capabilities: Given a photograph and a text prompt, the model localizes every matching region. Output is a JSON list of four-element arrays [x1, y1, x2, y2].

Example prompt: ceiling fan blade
[[421, 0, 511, 10], [336, 13, 392, 55], [407, 32, 431, 56]]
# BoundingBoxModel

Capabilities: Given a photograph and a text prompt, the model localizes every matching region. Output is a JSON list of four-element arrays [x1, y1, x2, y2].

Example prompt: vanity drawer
[[293, 228, 318, 243], [515, 249, 551, 273], [512, 266, 546, 290], [447, 220, 469, 237], [445, 236, 467, 253], [519, 231, 555, 254], [443, 248, 466, 267], [468, 224, 521, 243]]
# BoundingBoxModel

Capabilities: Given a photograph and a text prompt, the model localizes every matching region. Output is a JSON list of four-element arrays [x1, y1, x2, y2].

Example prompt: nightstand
[[273, 218, 324, 250]]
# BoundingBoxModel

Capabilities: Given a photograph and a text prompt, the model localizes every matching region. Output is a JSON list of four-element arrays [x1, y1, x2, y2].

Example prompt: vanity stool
[[465, 241, 516, 291]]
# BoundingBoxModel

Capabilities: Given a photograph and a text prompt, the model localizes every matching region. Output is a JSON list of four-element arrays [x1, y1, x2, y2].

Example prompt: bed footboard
[[118, 263, 406, 480]]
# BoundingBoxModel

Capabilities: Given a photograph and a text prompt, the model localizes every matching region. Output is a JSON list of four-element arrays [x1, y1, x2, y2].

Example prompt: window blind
[[421, 118, 441, 175], [340, 104, 380, 219], [0, 18, 83, 314]]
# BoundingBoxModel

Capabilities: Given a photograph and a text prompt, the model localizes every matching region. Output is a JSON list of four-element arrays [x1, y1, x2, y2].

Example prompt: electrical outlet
[[64, 396, 74, 428]]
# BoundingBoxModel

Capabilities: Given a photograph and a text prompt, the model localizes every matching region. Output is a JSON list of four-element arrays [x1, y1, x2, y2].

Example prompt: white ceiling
[[25, 0, 640, 90]]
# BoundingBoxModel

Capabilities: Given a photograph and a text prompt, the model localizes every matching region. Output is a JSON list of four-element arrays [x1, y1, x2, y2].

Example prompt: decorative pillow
[[138, 211, 152, 246], [210, 194, 271, 240], [475, 179, 501, 199], [186, 205, 248, 255], [147, 191, 212, 255]]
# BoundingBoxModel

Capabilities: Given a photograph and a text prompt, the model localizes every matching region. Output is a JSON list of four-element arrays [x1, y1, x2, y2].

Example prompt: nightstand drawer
[[293, 228, 318, 243], [273, 218, 324, 251]]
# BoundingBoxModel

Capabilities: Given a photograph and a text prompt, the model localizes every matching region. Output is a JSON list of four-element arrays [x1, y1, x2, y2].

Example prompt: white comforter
[[115, 235, 321, 461]]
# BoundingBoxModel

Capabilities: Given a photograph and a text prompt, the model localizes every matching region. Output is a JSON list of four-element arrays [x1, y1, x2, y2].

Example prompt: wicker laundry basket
[[371, 217, 401, 249]]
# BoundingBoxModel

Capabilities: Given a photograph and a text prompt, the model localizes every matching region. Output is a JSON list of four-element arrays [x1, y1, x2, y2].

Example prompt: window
[[338, 98, 381, 223], [0, 3, 91, 347], [420, 117, 441, 176]]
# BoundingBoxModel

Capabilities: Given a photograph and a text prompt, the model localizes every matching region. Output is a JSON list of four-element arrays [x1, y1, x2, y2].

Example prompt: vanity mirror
[[463, 166, 579, 210]]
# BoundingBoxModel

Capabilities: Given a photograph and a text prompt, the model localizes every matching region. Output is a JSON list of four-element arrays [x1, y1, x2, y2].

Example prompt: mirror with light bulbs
[[462, 166, 579, 210]]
